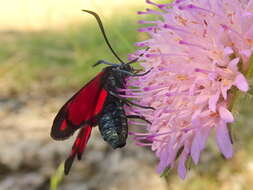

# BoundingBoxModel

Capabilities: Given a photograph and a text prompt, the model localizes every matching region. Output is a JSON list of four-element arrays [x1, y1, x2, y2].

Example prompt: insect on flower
[[50, 10, 153, 175]]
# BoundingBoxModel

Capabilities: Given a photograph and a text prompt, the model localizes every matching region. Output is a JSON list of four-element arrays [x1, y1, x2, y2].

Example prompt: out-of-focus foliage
[[0, 0, 146, 30], [0, 16, 148, 97]]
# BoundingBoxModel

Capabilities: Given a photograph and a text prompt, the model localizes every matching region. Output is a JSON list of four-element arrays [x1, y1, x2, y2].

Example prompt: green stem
[[50, 162, 65, 190]]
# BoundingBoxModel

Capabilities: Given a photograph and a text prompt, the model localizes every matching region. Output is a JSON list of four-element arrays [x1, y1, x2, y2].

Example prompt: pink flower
[[125, 0, 253, 179]]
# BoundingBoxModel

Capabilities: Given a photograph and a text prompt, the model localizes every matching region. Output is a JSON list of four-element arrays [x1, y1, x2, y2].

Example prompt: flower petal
[[177, 149, 189, 179], [209, 92, 220, 112], [239, 49, 252, 58], [191, 126, 211, 164], [219, 107, 234, 123], [228, 58, 240, 71], [224, 47, 234, 55], [216, 121, 233, 158], [221, 85, 230, 100], [234, 73, 249, 92], [191, 132, 201, 164]]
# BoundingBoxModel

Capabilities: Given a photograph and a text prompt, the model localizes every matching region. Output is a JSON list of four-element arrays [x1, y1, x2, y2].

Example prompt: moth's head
[[119, 63, 132, 72]]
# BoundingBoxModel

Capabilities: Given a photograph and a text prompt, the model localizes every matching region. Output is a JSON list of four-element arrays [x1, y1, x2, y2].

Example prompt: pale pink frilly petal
[[177, 148, 189, 179], [191, 125, 211, 164], [219, 107, 234, 123], [234, 73, 249, 92], [228, 58, 240, 71], [216, 121, 233, 158], [209, 92, 220, 112]]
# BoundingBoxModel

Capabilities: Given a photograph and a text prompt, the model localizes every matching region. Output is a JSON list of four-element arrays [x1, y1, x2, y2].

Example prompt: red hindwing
[[64, 126, 92, 175], [50, 71, 108, 140]]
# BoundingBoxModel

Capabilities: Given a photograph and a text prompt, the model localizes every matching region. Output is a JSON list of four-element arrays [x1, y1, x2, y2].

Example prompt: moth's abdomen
[[98, 96, 128, 149]]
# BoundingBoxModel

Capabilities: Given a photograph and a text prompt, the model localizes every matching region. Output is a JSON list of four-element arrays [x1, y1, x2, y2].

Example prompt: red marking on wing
[[51, 71, 108, 140], [94, 89, 107, 115], [60, 120, 68, 131], [64, 126, 92, 175]]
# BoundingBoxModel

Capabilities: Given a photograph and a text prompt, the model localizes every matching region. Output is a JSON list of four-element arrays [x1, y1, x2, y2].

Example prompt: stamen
[[173, 0, 187, 5], [120, 94, 139, 98], [179, 40, 209, 50], [135, 142, 153, 146], [178, 4, 215, 16], [128, 121, 148, 126], [117, 88, 142, 92], [146, 53, 188, 58], [135, 40, 150, 47], [129, 130, 179, 138], [138, 26, 158, 33], [163, 24, 189, 33], [129, 131, 150, 136], [138, 20, 159, 24], [146, 8, 164, 15], [194, 68, 212, 74], [221, 24, 244, 41]]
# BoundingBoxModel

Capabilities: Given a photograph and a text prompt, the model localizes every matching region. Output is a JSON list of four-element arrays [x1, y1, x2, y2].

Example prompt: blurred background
[[0, 0, 253, 190]]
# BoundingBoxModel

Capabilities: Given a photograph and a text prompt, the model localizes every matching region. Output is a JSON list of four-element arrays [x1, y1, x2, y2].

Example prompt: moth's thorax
[[102, 65, 130, 91]]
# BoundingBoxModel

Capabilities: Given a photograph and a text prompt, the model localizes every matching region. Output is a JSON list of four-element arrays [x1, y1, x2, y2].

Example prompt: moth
[[51, 10, 153, 175]]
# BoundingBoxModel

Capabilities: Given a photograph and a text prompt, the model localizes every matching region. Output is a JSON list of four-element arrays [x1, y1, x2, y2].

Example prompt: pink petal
[[223, 47, 233, 55], [177, 150, 188, 179], [247, 0, 253, 10], [178, 162, 186, 179], [191, 109, 202, 120], [156, 145, 170, 173], [156, 139, 178, 174], [195, 95, 208, 104], [190, 120, 202, 164], [219, 107, 234, 123], [234, 74, 249, 92], [216, 121, 233, 158], [208, 92, 220, 112], [221, 85, 230, 100], [191, 132, 201, 164], [156, 160, 167, 174], [228, 58, 240, 71], [191, 127, 211, 164], [239, 49, 252, 58]]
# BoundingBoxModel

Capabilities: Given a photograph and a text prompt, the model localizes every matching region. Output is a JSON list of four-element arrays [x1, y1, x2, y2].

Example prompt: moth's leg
[[133, 69, 144, 74], [106, 90, 155, 110], [124, 100, 155, 110], [93, 60, 119, 67], [127, 115, 151, 124]]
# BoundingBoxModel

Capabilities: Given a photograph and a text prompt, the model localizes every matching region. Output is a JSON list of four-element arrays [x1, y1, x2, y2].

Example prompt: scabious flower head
[[125, 0, 253, 179]]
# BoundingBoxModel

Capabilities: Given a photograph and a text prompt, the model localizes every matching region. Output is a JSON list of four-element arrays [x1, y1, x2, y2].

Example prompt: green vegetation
[[50, 162, 65, 190], [0, 16, 148, 96]]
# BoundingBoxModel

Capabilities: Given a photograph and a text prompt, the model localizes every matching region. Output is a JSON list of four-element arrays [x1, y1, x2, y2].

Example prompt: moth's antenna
[[82, 10, 124, 64]]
